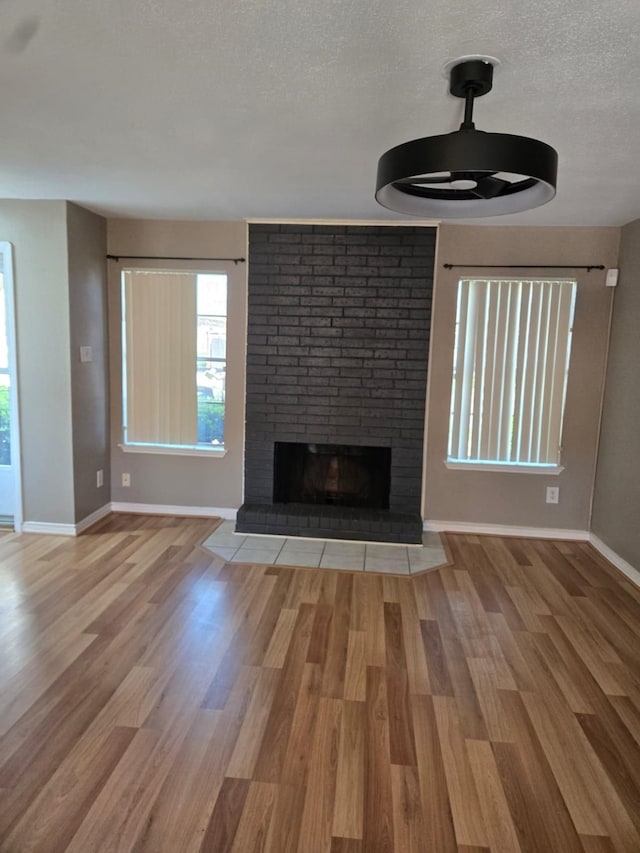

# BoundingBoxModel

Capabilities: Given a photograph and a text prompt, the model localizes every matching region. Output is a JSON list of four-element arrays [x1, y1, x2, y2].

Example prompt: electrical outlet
[[80, 346, 93, 363], [96, 469, 103, 488], [122, 473, 131, 487], [546, 486, 559, 504]]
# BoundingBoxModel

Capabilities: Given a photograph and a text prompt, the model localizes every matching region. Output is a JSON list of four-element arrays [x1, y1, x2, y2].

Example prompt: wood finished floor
[[1, 515, 640, 852]]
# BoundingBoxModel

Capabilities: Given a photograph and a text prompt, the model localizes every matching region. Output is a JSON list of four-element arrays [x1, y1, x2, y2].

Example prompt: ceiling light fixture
[[375, 58, 558, 218]]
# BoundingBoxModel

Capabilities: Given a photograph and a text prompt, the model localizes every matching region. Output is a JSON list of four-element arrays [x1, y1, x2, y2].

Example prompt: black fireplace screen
[[273, 442, 391, 509]]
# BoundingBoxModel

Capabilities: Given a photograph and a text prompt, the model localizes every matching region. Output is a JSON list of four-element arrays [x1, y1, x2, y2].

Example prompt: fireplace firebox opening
[[273, 442, 391, 510]]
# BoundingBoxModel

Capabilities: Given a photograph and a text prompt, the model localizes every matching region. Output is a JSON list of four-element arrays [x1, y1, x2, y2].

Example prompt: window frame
[[118, 264, 229, 458], [445, 276, 577, 475]]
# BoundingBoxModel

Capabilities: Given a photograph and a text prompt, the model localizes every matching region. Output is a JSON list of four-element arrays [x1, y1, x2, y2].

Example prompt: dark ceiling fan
[[375, 58, 558, 218]]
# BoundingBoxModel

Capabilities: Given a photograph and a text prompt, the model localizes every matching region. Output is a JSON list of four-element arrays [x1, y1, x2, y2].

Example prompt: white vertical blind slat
[[480, 281, 499, 460], [534, 282, 557, 462], [499, 283, 520, 461], [530, 282, 546, 461], [449, 281, 468, 459], [522, 283, 543, 462], [455, 281, 478, 459], [469, 281, 488, 459], [512, 280, 531, 462]]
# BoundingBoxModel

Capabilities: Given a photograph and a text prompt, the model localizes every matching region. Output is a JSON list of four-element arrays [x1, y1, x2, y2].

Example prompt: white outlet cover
[[80, 346, 93, 362]]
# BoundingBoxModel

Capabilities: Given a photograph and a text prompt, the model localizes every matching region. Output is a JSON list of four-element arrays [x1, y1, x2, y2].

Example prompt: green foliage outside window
[[197, 399, 224, 446]]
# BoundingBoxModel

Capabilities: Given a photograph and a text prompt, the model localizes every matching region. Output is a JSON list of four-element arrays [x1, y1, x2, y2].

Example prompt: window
[[447, 278, 577, 471], [121, 269, 227, 453]]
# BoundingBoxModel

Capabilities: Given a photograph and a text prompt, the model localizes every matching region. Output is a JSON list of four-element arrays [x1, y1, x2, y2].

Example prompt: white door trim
[[1, 243, 23, 531]]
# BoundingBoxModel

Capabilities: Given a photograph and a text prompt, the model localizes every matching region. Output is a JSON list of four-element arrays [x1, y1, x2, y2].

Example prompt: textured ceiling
[[0, 0, 638, 225]]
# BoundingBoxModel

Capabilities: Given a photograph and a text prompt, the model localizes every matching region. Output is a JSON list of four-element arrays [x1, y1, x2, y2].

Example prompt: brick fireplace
[[236, 223, 436, 543]]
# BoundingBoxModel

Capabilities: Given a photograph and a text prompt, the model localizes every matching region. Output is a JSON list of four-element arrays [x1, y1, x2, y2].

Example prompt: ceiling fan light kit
[[375, 58, 558, 218]]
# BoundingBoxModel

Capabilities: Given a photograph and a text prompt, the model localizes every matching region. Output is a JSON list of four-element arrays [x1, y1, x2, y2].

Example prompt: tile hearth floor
[[202, 520, 448, 575]]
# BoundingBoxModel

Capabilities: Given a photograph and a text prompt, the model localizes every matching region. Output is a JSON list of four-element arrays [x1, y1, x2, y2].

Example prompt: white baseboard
[[21, 521, 77, 536], [110, 502, 238, 520], [589, 533, 640, 589], [424, 519, 590, 541], [75, 503, 113, 534], [23, 503, 112, 536], [22, 502, 235, 537]]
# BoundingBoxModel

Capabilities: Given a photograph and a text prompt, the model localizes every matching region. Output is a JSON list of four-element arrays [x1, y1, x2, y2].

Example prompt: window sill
[[119, 443, 227, 458], [444, 460, 564, 475]]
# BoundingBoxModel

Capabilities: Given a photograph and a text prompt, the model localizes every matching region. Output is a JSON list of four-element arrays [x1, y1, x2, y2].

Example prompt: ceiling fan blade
[[471, 175, 510, 199], [395, 174, 453, 185]]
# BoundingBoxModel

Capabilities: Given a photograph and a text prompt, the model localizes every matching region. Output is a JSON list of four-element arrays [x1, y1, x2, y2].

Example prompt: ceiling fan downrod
[[449, 58, 495, 130]]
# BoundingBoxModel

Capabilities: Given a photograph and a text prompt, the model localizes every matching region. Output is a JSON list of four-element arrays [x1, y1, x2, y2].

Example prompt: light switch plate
[[80, 346, 93, 363]]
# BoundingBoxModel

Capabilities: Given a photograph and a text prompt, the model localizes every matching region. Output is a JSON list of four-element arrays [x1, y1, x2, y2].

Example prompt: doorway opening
[[0, 243, 22, 529]]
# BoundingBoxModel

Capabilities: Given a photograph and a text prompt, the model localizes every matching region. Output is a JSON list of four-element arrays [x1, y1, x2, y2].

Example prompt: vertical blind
[[123, 271, 198, 445], [448, 278, 577, 466]]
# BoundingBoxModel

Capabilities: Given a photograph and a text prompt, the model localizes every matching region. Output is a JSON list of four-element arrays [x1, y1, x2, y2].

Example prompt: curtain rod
[[443, 263, 605, 271], [106, 254, 246, 264]]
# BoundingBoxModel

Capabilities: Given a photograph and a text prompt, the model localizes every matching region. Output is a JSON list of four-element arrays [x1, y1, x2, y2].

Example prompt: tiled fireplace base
[[203, 521, 447, 575], [236, 502, 423, 544]]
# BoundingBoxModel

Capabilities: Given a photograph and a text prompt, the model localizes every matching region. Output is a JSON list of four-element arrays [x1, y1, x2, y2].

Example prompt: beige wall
[[0, 200, 76, 525], [423, 224, 620, 532], [107, 218, 622, 531], [591, 218, 640, 568], [107, 219, 247, 509], [67, 203, 110, 522]]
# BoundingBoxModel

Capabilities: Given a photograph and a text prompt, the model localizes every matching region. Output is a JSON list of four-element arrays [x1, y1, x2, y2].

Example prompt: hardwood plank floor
[[1, 515, 640, 852]]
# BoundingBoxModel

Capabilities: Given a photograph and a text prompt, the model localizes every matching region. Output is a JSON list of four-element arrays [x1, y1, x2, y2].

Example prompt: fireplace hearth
[[236, 501, 423, 544]]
